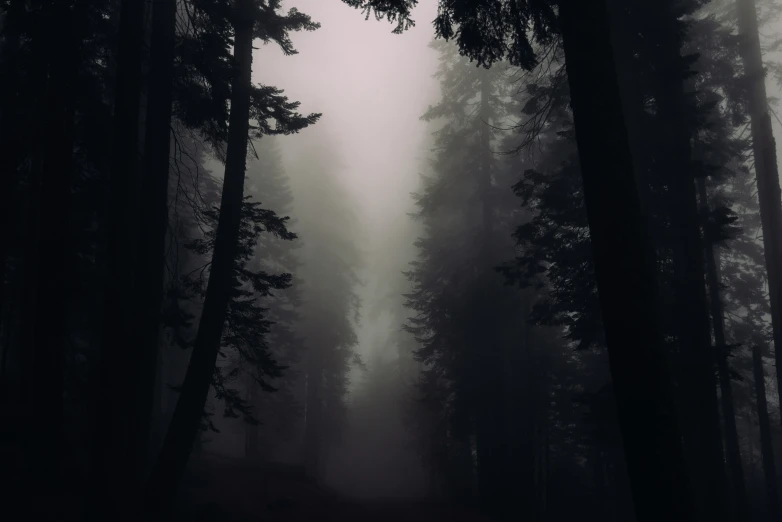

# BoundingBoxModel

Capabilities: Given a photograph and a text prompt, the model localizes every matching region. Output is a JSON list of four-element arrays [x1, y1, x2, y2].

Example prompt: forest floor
[[175, 451, 493, 521]]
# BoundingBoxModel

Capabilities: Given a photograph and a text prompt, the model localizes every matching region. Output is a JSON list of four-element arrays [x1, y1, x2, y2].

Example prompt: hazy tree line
[[400, 0, 782, 522], [3, 0, 782, 522]]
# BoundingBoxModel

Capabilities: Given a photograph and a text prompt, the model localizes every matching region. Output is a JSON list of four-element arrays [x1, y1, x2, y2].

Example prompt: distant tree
[[404, 39, 542, 517], [284, 127, 363, 481], [240, 138, 305, 461]]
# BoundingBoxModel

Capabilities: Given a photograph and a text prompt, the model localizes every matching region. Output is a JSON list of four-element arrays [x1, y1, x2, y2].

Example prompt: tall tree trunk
[[91, 0, 147, 517], [25, 1, 78, 506], [698, 178, 750, 522], [145, 0, 255, 509], [134, 0, 177, 481], [657, 24, 727, 522], [0, 2, 23, 324], [752, 345, 781, 521], [475, 70, 507, 518], [557, 1, 695, 521], [15, 3, 48, 502], [736, 0, 782, 417]]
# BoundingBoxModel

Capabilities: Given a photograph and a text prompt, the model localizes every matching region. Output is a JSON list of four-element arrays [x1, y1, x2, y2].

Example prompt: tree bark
[[145, 0, 255, 510], [0, 2, 23, 324], [557, 1, 695, 521], [91, 0, 147, 517], [697, 178, 750, 522], [653, 7, 727, 514], [134, 0, 178, 481], [475, 69, 508, 518], [736, 0, 782, 419], [752, 345, 781, 521], [25, 0, 78, 504]]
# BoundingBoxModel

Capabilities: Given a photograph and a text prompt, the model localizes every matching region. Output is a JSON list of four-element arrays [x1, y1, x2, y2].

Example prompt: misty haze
[[3, 1, 782, 521]]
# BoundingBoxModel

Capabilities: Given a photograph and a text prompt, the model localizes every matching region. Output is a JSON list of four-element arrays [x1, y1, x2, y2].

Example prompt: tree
[[145, 1, 318, 511], [432, 1, 695, 519], [286, 127, 364, 482], [736, 0, 782, 415], [91, 0, 148, 516]]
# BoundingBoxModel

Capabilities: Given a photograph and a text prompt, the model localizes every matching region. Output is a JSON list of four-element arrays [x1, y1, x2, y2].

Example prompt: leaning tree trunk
[[557, 1, 695, 521], [698, 178, 750, 522], [90, 0, 147, 518], [752, 345, 781, 521], [133, 0, 178, 481], [145, 0, 255, 511], [736, 0, 782, 417]]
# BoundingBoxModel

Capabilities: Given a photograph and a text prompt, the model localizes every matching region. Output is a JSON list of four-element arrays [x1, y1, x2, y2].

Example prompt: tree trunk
[[134, 0, 177, 481], [25, 0, 78, 504], [0, 2, 23, 324], [752, 345, 781, 521], [557, 1, 695, 521], [91, 0, 147, 517], [698, 178, 750, 522], [654, 8, 727, 514], [145, 0, 255, 509], [474, 70, 508, 518], [736, 0, 782, 418]]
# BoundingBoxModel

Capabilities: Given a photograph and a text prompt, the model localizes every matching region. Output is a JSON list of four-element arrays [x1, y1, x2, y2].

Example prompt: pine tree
[[145, 1, 319, 510]]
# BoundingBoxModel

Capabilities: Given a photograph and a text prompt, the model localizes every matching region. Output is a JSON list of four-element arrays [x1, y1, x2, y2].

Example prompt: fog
[[7, 0, 782, 521], [258, 0, 439, 498]]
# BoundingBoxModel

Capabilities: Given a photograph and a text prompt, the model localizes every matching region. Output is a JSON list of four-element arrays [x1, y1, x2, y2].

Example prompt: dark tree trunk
[[474, 70, 508, 518], [653, 5, 727, 515], [25, 1, 78, 504], [736, 0, 782, 422], [698, 178, 750, 522], [0, 2, 23, 324], [91, 0, 147, 518], [145, 0, 255, 509], [557, 1, 695, 521], [0, 4, 23, 419], [134, 0, 177, 480], [752, 345, 781, 521]]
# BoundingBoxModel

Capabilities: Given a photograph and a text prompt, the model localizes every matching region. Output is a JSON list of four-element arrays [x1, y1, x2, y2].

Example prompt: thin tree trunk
[[91, 0, 147, 517], [752, 345, 781, 520], [134, 0, 177, 481], [698, 178, 750, 522], [145, 0, 255, 509], [557, 1, 695, 521], [736, 0, 782, 418]]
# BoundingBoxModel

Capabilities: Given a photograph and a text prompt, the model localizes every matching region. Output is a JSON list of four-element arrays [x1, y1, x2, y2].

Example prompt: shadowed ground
[[176, 452, 492, 521]]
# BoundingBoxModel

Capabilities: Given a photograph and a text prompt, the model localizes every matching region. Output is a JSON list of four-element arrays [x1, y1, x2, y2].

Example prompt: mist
[[6, 0, 782, 521]]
